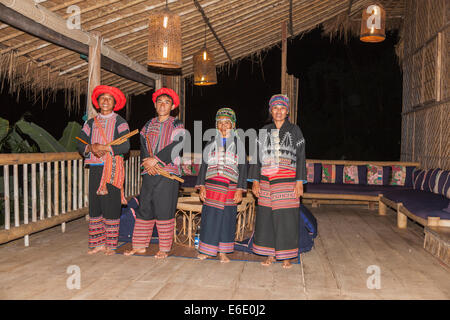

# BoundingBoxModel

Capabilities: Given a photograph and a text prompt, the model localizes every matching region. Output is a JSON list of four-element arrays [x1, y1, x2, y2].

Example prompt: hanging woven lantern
[[147, 6, 182, 69], [360, 3, 386, 43], [193, 46, 217, 86]]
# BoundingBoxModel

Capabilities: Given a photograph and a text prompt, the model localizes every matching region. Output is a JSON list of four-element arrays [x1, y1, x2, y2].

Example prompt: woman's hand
[[294, 181, 304, 198], [234, 190, 243, 204], [252, 181, 260, 198], [199, 186, 206, 202]]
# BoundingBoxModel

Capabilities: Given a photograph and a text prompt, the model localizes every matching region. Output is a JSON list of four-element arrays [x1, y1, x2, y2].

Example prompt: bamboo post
[[39, 163, 44, 220], [87, 31, 102, 120], [73, 159, 77, 211], [54, 161, 59, 216], [397, 204, 407, 229], [281, 21, 287, 95], [4, 165, 10, 230], [378, 197, 386, 216], [31, 163, 37, 223], [67, 160, 72, 212], [46, 162, 51, 218], [78, 159, 82, 208], [61, 161, 65, 214], [13, 164, 19, 227], [23, 164, 29, 246]]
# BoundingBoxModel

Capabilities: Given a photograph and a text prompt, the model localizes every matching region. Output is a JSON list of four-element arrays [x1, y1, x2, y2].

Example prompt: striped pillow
[[412, 169, 425, 190], [421, 169, 440, 192], [433, 170, 450, 198]]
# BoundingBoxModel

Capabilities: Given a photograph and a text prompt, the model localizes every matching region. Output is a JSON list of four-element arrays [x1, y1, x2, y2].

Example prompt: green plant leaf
[[7, 128, 34, 153], [16, 120, 66, 153], [0, 117, 9, 142], [59, 121, 81, 152]]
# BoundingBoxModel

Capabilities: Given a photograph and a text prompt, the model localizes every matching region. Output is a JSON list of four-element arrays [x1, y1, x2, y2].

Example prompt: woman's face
[[216, 117, 233, 137], [98, 93, 115, 114], [271, 105, 288, 122]]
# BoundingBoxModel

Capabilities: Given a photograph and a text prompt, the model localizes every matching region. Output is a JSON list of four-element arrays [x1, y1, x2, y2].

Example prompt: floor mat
[[115, 241, 299, 264]]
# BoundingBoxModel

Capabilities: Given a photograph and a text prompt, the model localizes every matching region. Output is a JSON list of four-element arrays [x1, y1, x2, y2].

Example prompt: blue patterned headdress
[[269, 94, 289, 112]]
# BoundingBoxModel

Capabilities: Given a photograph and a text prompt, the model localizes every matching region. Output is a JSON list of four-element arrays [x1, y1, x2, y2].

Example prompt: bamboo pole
[[46, 162, 51, 218], [31, 163, 37, 222], [3, 165, 10, 230], [78, 159, 82, 208], [13, 164, 19, 227], [39, 163, 44, 220], [67, 160, 72, 212], [61, 161, 66, 214], [23, 164, 28, 225], [87, 31, 101, 120], [73, 159, 77, 211], [24, 163, 29, 246], [54, 161, 59, 216]]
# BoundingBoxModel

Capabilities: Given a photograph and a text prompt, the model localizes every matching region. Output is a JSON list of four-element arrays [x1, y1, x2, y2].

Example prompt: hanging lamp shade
[[193, 46, 217, 86], [360, 4, 386, 43], [147, 7, 182, 69]]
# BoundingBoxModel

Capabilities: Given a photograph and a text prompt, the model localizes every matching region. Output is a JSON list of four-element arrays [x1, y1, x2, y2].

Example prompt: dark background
[[0, 27, 402, 160]]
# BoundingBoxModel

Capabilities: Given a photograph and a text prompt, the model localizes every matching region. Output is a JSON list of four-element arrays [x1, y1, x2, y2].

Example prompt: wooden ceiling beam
[[0, 0, 159, 88], [193, 0, 232, 62]]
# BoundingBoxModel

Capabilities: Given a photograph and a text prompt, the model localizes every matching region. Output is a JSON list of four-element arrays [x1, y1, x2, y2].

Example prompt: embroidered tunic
[[248, 120, 307, 260], [195, 134, 247, 256], [139, 116, 184, 176]]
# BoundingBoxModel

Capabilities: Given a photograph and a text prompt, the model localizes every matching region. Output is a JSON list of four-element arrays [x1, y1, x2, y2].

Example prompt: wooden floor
[[1, 204, 449, 300]]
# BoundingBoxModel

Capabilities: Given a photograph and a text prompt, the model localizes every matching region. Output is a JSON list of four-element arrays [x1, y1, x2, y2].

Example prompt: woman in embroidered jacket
[[124, 88, 185, 259], [249, 94, 306, 269], [196, 108, 247, 263], [77, 85, 130, 255]]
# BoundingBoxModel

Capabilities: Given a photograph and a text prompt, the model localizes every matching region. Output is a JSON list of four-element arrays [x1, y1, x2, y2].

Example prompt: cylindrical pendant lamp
[[360, 4, 386, 43], [193, 46, 217, 86], [147, 6, 182, 69]]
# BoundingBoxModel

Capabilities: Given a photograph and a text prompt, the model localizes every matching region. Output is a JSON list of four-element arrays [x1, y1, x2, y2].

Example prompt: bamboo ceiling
[[0, 0, 405, 102]]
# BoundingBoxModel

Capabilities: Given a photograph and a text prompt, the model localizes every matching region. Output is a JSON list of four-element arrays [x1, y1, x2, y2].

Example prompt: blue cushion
[[383, 166, 391, 185], [304, 183, 410, 196], [405, 166, 416, 188], [335, 165, 344, 184], [413, 169, 425, 190], [383, 189, 450, 219], [181, 175, 198, 188], [358, 165, 367, 185], [313, 163, 322, 184]]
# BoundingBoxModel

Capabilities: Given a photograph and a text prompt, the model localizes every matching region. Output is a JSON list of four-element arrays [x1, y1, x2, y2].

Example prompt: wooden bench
[[303, 160, 419, 210]]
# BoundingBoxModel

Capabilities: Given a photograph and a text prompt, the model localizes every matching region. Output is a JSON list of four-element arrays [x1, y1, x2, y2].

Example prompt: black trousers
[[135, 174, 179, 221], [88, 165, 122, 219]]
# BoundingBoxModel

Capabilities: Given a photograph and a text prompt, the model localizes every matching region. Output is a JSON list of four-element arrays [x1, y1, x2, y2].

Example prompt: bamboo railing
[[0, 150, 142, 246]]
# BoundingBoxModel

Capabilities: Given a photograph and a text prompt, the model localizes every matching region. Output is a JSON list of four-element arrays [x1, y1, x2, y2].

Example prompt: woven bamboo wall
[[400, 0, 449, 170]]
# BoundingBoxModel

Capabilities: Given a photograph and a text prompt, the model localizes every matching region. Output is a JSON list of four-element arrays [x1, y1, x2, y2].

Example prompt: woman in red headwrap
[[77, 85, 130, 255], [124, 87, 185, 259]]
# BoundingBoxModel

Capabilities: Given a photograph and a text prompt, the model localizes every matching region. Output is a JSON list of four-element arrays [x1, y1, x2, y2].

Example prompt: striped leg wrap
[[156, 218, 175, 252], [132, 218, 155, 249], [218, 242, 234, 254], [104, 218, 121, 250], [88, 216, 105, 249]]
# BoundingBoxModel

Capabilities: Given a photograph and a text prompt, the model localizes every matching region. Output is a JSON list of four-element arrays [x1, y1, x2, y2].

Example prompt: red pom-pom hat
[[91, 85, 126, 111], [152, 87, 180, 108]]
